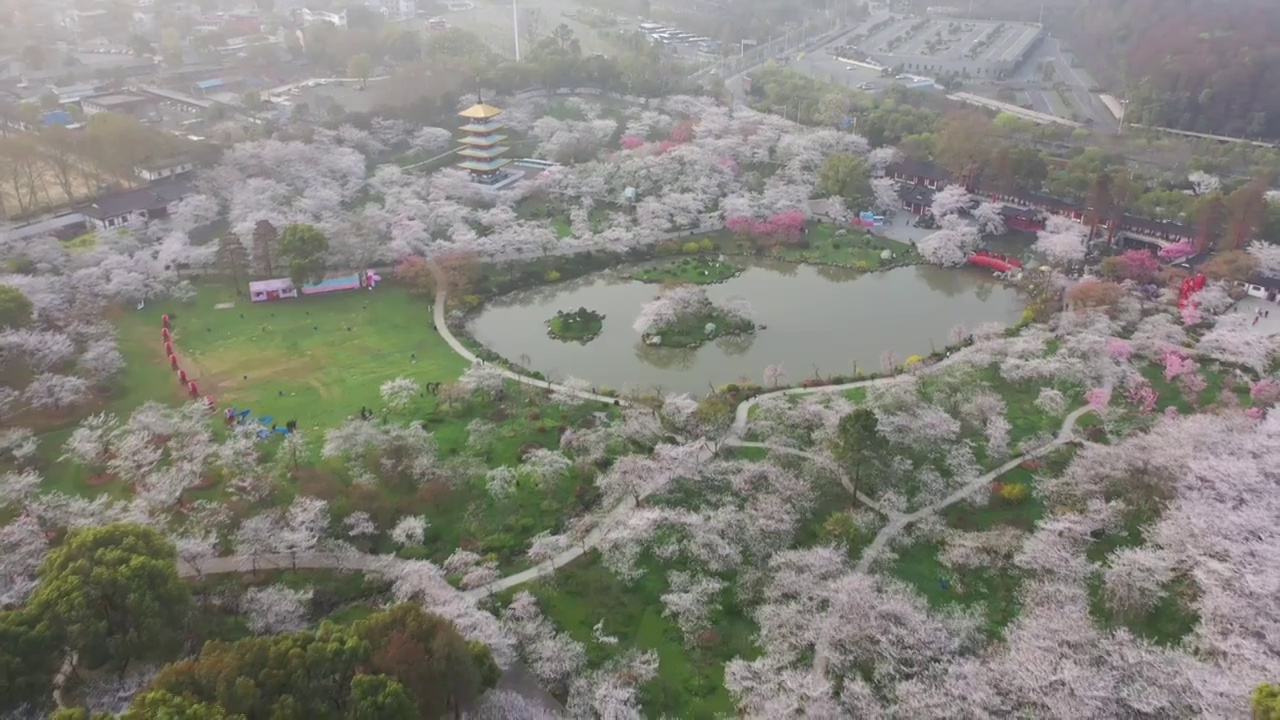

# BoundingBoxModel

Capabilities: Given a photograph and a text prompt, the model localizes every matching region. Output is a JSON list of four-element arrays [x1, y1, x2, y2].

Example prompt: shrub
[[699, 238, 714, 251], [545, 270, 561, 282], [682, 241, 701, 254], [999, 483, 1029, 503]]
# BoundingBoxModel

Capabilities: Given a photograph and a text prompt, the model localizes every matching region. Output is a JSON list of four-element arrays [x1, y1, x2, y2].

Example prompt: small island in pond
[[547, 307, 605, 343], [633, 285, 756, 348], [632, 256, 741, 285]]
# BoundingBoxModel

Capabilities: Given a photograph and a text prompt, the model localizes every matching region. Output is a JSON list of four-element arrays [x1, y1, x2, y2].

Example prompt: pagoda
[[457, 99, 511, 184]]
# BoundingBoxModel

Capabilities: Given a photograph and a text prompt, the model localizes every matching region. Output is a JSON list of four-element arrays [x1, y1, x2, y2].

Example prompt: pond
[[469, 259, 1027, 394]]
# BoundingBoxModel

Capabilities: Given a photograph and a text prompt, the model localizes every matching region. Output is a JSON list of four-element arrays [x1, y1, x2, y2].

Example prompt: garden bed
[[642, 312, 755, 349], [632, 256, 741, 285], [546, 307, 605, 343]]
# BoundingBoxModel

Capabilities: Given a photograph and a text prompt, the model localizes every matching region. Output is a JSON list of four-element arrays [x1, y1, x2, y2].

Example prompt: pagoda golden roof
[[458, 103, 504, 120]]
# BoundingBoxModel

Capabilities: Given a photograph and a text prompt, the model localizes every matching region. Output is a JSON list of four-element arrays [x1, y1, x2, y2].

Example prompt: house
[[80, 177, 193, 230], [81, 92, 157, 118], [136, 156, 196, 182], [1240, 275, 1280, 302], [999, 205, 1044, 232], [887, 158, 951, 189], [974, 181, 1085, 222], [899, 184, 935, 216], [1112, 213, 1194, 245]]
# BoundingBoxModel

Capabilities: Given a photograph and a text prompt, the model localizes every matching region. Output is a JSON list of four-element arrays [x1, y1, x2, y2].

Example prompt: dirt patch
[[85, 472, 115, 486], [190, 474, 219, 490]]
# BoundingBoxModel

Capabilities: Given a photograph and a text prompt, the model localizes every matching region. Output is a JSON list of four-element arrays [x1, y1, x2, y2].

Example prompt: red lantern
[[162, 314, 171, 328], [188, 381, 199, 397], [178, 369, 188, 383], [169, 354, 179, 370], [164, 341, 173, 355], [161, 327, 170, 341]]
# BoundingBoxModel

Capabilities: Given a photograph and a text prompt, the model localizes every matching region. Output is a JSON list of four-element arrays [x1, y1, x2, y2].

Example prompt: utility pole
[[512, 0, 521, 61]]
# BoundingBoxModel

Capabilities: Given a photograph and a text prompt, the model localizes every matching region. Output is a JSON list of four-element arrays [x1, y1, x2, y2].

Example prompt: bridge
[[967, 250, 1022, 273]]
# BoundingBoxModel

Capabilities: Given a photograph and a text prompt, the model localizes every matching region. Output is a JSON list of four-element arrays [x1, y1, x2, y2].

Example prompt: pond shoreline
[[460, 258, 1028, 395]]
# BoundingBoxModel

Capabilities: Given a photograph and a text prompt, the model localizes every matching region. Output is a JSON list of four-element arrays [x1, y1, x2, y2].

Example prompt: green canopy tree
[[0, 608, 62, 710], [817, 153, 872, 213], [137, 605, 498, 719], [28, 524, 192, 675], [1255, 683, 1280, 720], [278, 223, 331, 289], [348, 53, 374, 88], [346, 676, 418, 720], [144, 624, 370, 718], [251, 219, 278, 277], [830, 408, 887, 503], [355, 603, 499, 718], [217, 235, 250, 293], [0, 284, 34, 329], [121, 691, 245, 719]]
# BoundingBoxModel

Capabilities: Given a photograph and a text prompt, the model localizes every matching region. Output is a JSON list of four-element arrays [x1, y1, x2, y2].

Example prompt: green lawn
[[129, 282, 466, 433], [516, 554, 756, 719], [892, 448, 1075, 638], [632, 257, 741, 285], [723, 224, 915, 270]]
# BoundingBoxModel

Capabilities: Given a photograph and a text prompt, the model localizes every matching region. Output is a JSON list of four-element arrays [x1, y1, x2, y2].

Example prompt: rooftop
[[81, 177, 193, 220], [84, 92, 151, 107], [458, 102, 504, 120]]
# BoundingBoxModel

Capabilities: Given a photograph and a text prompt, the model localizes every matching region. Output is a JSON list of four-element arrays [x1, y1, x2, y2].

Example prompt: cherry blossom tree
[[241, 584, 313, 634], [485, 466, 518, 499], [459, 364, 507, 399], [0, 515, 49, 606], [23, 373, 89, 411], [660, 571, 725, 643], [929, 184, 971, 220], [972, 201, 1006, 236], [763, 364, 789, 388], [501, 591, 587, 694], [917, 216, 979, 267], [520, 449, 572, 487], [1103, 546, 1175, 617], [870, 177, 900, 213], [1187, 170, 1221, 196], [1034, 388, 1069, 417], [565, 650, 658, 720], [389, 515, 428, 546], [77, 337, 125, 386], [1034, 216, 1088, 266], [1249, 240, 1280, 278], [379, 376, 421, 413], [343, 511, 377, 538], [1197, 314, 1278, 372]]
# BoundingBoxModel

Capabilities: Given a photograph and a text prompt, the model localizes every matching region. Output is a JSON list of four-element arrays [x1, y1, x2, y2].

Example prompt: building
[[81, 92, 157, 117], [80, 177, 193, 230], [136, 156, 196, 182], [457, 101, 512, 184], [298, 8, 346, 26], [887, 158, 951, 189]]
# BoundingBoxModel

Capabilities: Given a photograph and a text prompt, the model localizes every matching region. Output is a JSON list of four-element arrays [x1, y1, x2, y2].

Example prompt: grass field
[[515, 553, 757, 719], [723, 225, 915, 269], [123, 282, 466, 433], [632, 257, 741, 285]]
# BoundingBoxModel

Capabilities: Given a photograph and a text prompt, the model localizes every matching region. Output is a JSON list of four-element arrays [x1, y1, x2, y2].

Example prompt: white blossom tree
[[241, 584, 314, 634], [972, 201, 1007, 236], [379, 376, 421, 413], [929, 184, 971, 219]]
